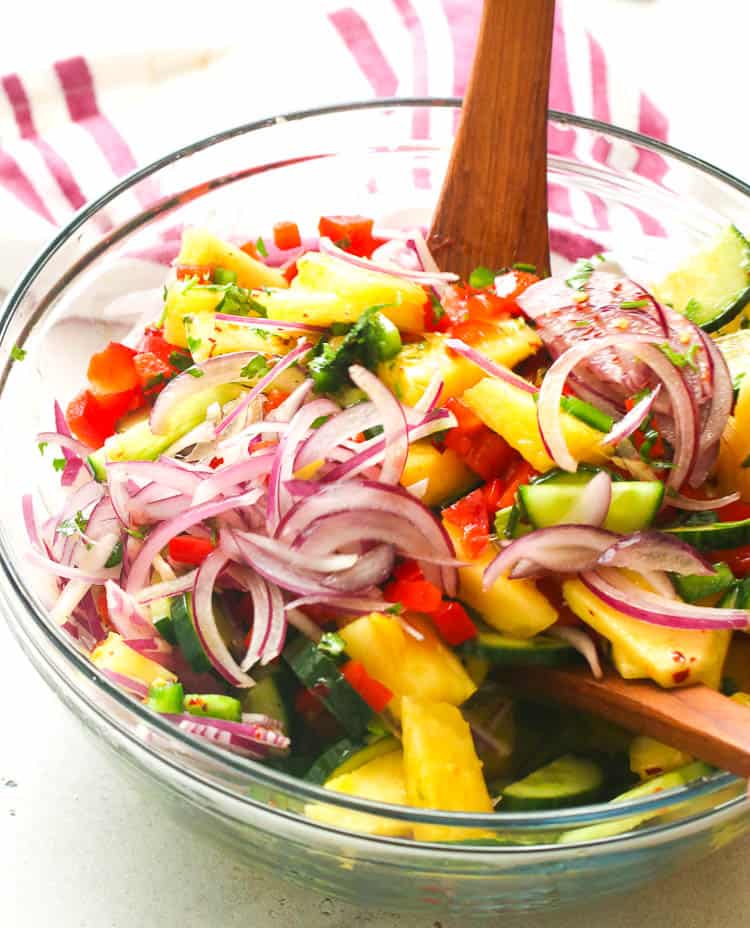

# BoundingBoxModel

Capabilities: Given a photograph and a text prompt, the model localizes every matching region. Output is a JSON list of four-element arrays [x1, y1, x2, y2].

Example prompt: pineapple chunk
[[629, 735, 693, 780], [163, 282, 224, 348], [177, 227, 287, 290], [307, 751, 412, 838], [183, 311, 305, 363], [91, 633, 176, 687], [462, 377, 612, 472], [444, 521, 558, 638], [378, 319, 541, 407], [717, 377, 750, 500], [278, 252, 427, 332], [563, 578, 730, 689], [400, 442, 476, 507], [338, 612, 476, 715], [401, 697, 494, 842]]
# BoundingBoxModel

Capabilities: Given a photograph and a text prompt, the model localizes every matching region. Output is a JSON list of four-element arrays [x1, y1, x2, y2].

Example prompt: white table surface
[[4, 1, 750, 925]]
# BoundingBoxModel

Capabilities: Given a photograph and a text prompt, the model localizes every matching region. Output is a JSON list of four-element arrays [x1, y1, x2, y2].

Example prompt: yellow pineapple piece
[[444, 521, 558, 638], [338, 612, 476, 715], [378, 319, 541, 407], [91, 633, 176, 688], [177, 227, 287, 290], [563, 578, 730, 689], [717, 377, 750, 500], [401, 697, 493, 842], [462, 377, 612, 472], [400, 442, 476, 506]]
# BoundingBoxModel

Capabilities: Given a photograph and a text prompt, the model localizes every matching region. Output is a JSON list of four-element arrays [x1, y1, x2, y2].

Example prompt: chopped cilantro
[[385, 602, 403, 615], [468, 265, 495, 289], [105, 540, 123, 568], [168, 351, 194, 371], [240, 356, 270, 379], [124, 525, 147, 540], [310, 415, 332, 429], [145, 373, 167, 390], [512, 262, 537, 273], [573, 319, 591, 328], [52, 458, 66, 472], [10, 344, 27, 362], [428, 289, 445, 322], [187, 335, 202, 353], [659, 342, 699, 371], [565, 258, 596, 290], [57, 510, 88, 538], [38, 441, 48, 456], [255, 236, 268, 258], [620, 299, 649, 309], [186, 367, 204, 378]]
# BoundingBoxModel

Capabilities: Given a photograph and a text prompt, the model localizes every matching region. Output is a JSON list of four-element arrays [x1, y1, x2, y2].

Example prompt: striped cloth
[[0, 1, 671, 293]]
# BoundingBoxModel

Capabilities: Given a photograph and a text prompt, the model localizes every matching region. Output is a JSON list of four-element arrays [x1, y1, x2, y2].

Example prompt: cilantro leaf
[[255, 236, 268, 258], [52, 458, 66, 472], [11, 344, 27, 362], [38, 441, 48, 456], [186, 367, 205, 378], [169, 351, 194, 371], [240, 356, 270, 379]]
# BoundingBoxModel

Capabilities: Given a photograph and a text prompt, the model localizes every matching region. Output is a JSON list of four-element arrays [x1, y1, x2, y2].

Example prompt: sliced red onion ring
[[548, 626, 603, 679], [25, 549, 113, 584], [295, 401, 378, 471], [581, 568, 750, 630], [600, 387, 661, 447], [135, 570, 197, 604], [266, 378, 314, 423], [260, 582, 287, 665], [285, 607, 323, 643], [104, 580, 157, 639], [37, 431, 91, 485], [232, 530, 357, 573], [444, 338, 538, 394], [22, 494, 42, 551], [125, 489, 262, 595], [107, 459, 203, 495], [284, 593, 392, 614], [215, 313, 326, 334], [319, 543, 395, 593], [319, 236, 458, 284], [100, 668, 149, 699], [349, 365, 408, 485], [50, 532, 120, 625], [596, 531, 716, 576], [163, 713, 290, 757], [230, 530, 345, 597], [192, 452, 275, 505], [215, 340, 311, 437], [224, 562, 273, 672], [192, 550, 254, 686], [414, 370, 444, 414], [53, 401, 86, 486], [562, 471, 612, 527], [150, 350, 264, 435], [408, 229, 441, 275], [483, 526, 621, 589], [668, 491, 741, 512]]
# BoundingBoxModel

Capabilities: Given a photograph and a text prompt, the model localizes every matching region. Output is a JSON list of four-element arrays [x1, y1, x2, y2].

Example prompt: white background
[[4, 1, 750, 926]]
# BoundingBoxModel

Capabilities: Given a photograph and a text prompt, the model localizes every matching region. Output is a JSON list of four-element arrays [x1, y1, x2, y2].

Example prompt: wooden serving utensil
[[506, 666, 750, 778], [428, 0, 555, 279]]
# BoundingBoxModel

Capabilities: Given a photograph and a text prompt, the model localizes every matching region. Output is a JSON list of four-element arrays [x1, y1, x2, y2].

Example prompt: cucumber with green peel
[[463, 628, 578, 667], [518, 471, 664, 534], [558, 761, 713, 843], [651, 225, 750, 332], [240, 664, 294, 734], [719, 577, 750, 610], [671, 562, 734, 603], [170, 593, 212, 673], [305, 735, 400, 785], [666, 518, 750, 551], [501, 754, 604, 811]]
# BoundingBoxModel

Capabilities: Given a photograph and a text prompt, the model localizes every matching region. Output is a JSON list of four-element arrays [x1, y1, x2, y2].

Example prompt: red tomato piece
[[137, 327, 189, 367], [318, 215, 377, 258], [281, 259, 298, 283], [445, 397, 484, 434], [176, 264, 212, 282], [443, 488, 490, 559], [168, 536, 216, 566], [495, 459, 536, 510], [340, 660, 393, 713], [273, 221, 302, 251], [718, 501, 750, 523], [264, 389, 290, 414], [393, 559, 424, 583], [66, 388, 141, 449], [133, 352, 172, 394], [431, 601, 477, 646], [384, 578, 444, 614], [239, 241, 260, 259], [87, 342, 139, 394]]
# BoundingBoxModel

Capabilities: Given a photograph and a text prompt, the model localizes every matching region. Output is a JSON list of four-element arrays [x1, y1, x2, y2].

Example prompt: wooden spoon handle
[[428, 0, 555, 278], [505, 666, 750, 778]]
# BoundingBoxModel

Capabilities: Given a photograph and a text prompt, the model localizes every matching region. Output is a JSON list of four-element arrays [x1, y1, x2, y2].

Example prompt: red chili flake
[[645, 767, 663, 777], [689, 656, 696, 663], [672, 650, 686, 664], [672, 668, 690, 684], [209, 456, 224, 469]]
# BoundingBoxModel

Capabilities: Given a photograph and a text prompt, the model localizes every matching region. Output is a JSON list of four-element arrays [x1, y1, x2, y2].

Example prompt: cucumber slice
[[240, 664, 294, 733], [464, 628, 577, 667], [651, 225, 750, 332], [170, 593, 212, 673], [502, 754, 604, 811], [305, 735, 399, 785], [719, 576, 750, 610], [519, 474, 664, 533], [715, 330, 750, 391], [558, 761, 713, 843], [671, 562, 734, 603], [284, 637, 374, 738], [666, 518, 750, 551], [153, 613, 177, 645]]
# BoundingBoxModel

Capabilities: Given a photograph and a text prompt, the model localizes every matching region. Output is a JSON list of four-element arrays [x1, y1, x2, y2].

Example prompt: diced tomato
[[443, 488, 490, 558], [168, 535, 216, 566], [239, 241, 260, 259], [443, 398, 515, 481], [133, 352, 172, 394], [137, 327, 189, 367], [495, 459, 536, 510], [449, 319, 497, 345], [445, 398, 484, 434], [94, 587, 110, 628], [483, 478, 506, 514], [176, 264, 212, 282], [66, 387, 141, 449], [318, 215, 378, 258], [281, 259, 298, 283], [423, 296, 452, 333], [264, 389, 290, 414], [384, 577, 444, 614], [624, 395, 666, 459], [87, 342, 139, 394], [273, 221, 301, 251], [431, 600, 477, 646], [340, 660, 393, 713], [718, 501, 750, 523], [438, 271, 539, 333], [393, 559, 424, 583]]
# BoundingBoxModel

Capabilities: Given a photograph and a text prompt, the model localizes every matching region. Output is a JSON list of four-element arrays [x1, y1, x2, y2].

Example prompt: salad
[[22, 215, 750, 843]]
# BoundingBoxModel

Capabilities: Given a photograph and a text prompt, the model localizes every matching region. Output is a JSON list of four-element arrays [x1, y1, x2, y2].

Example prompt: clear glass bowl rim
[[2, 97, 748, 844]]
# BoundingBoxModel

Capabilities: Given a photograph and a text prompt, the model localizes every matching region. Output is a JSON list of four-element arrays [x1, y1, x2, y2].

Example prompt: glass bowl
[[2, 100, 750, 917]]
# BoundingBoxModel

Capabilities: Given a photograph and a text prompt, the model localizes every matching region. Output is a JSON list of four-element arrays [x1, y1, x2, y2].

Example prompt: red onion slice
[[135, 570, 197, 604], [284, 607, 323, 643], [318, 543, 395, 593], [37, 431, 92, 467], [100, 668, 149, 699], [192, 452, 275, 505], [294, 401, 379, 471], [214, 340, 311, 437], [104, 580, 157, 639], [22, 494, 42, 552], [229, 530, 346, 597], [349, 365, 408, 485], [581, 568, 750, 630], [106, 459, 203, 496], [548, 625, 603, 679], [444, 338, 538, 394], [562, 470, 612, 527], [163, 713, 290, 757], [25, 549, 113, 584], [668, 491, 741, 512], [266, 378, 314, 423], [284, 593, 392, 614], [414, 370, 444, 414], [192, 550, 255, 686], [53, 401, 86, 486], [215, 313, 326, 334], [260, 581, 287, 665], [319, 236, 458, 284], [232, 529, 358, 573], [50, 531, 120, 625], [596, 531, 716, 576], [600, 387, 661, 447]]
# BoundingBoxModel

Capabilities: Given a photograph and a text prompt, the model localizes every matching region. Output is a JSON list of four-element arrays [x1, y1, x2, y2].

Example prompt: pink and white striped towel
[[0, 1, 674, 294]]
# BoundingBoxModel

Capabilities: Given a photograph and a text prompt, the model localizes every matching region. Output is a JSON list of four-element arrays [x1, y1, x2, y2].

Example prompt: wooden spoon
[[428, 0, 555, 278], [506, 666, 750, 778]]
